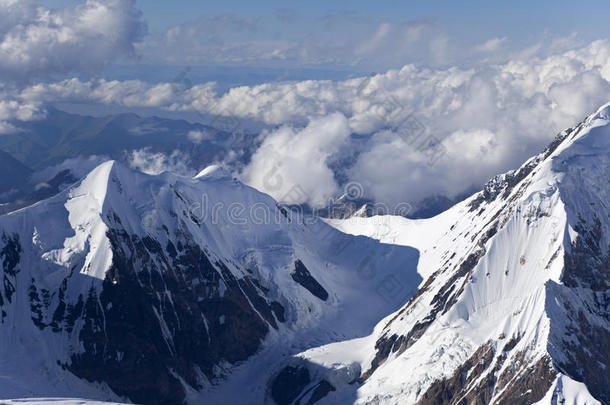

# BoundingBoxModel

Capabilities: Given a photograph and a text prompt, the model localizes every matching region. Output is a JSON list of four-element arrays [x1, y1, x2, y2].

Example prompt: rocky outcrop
[[417, 340, 556, 405], [291, 260, 328, 301]]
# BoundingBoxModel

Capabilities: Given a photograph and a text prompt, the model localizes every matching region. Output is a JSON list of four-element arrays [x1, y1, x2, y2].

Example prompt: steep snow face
[[289, 104, 610, 405], [0, 160, 422, 404]]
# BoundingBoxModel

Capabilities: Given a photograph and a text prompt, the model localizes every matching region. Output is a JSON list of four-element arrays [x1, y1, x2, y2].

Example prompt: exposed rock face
[[269, 360, 345, 405], [68, 225, 282, 404], [0, 233, 21, 322], [291, 260, 329, 301], [360, 225, 495, 381], [18, 213, 285, 404], [271, 365, 312, 405], [549, 219, 610, 404], [416, 341, 556, 405]]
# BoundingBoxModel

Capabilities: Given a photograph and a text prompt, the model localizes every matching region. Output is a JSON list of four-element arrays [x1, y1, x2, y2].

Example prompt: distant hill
[[0, 150, 31, 196], [0, 107, 257, 170]]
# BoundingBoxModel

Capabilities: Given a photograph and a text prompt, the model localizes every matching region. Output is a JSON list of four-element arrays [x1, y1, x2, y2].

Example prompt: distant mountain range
[[0, 107, 255, 171], [0, 107, 462, 219], [0, 107, 258, 212]]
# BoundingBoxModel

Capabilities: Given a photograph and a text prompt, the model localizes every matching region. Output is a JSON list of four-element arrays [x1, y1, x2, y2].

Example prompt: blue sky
[[45, 0, 610, 39], [36, 0, 610, 91]]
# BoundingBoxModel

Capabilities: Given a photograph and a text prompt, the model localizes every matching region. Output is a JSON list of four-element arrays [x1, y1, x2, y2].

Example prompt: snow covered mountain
[[288, 103, 610, 404], [0, 160, 421, 404], [0, 102, 609, 405]]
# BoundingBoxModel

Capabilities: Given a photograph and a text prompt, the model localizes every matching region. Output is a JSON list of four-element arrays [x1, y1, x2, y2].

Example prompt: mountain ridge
[[0, 157, 421, 404], [302, 102, 610, 404]]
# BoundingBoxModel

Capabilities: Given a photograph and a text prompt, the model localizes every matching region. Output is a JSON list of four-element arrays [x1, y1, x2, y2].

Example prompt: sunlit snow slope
[[279, 103, 610, 405]]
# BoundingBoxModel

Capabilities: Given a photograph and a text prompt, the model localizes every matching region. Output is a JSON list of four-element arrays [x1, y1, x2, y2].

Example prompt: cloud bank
[[4, 40, 610, 208]]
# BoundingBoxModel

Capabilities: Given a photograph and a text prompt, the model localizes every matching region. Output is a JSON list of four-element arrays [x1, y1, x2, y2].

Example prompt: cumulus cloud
[[0, 0, 145, 82], [128, 148, 195, 177], [7, 40, 610, 207], [0, 98, 45, 134], [241, 113, 351, 207], [349, 127, 509, 206], [0, 99, 45, 121], [0, 121, 19, 135], [216, 39, 610, 206]]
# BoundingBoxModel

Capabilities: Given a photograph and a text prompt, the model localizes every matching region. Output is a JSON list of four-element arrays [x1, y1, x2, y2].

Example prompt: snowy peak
[[467, 100, 610, 217], [287, 103, 610, 405], [75, 160, 116, 203], [0, 158, 422, 405], [369, 104, 610, 404]]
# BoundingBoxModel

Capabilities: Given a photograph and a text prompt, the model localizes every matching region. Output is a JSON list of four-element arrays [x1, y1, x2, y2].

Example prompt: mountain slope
[[0, 161, 422, 404], [0, 150, 32, 197], [285, 103, 610, 404]]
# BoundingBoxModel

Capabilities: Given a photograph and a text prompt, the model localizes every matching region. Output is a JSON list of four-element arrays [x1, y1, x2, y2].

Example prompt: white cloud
[[187, 130, 206, 144], [475, 37, 508, 53], [136, 16, 453, 70], [0, 121, 19, 135], [241, 113, 350, 207], [0, 99, 44, 121], [6, 39, 610, 208], [137, 14, 289, 65], [0, 98, 45, 134], [0, 0, 145, 82], [128, 148, 195, 177]]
